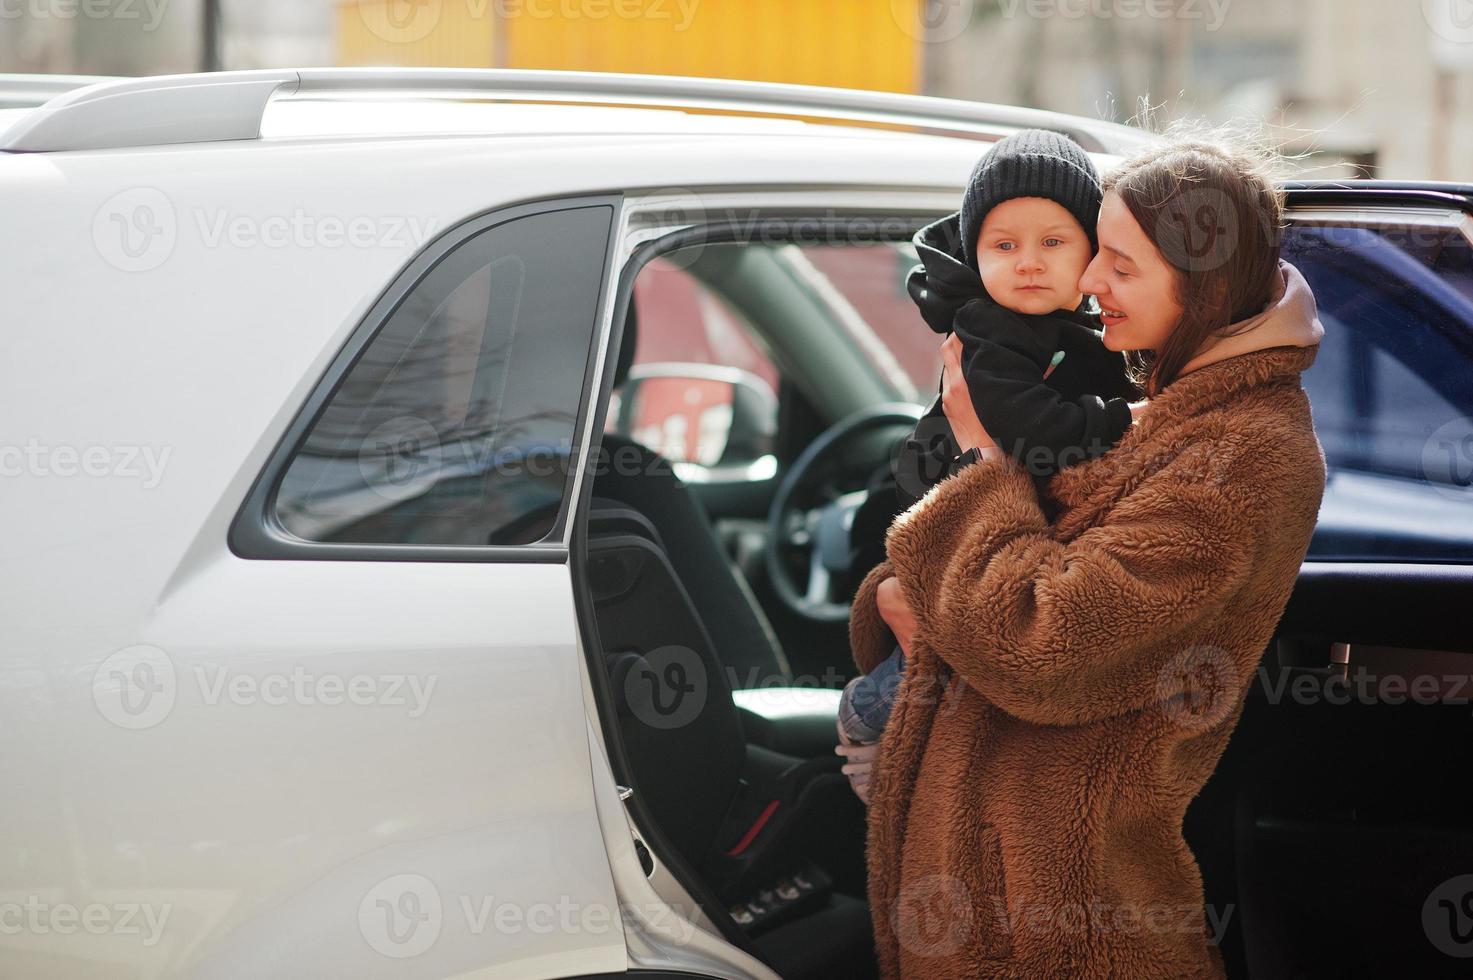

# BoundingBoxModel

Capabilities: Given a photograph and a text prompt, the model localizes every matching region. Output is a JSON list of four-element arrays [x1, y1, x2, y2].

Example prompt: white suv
[[4, 69, 1471, 980]]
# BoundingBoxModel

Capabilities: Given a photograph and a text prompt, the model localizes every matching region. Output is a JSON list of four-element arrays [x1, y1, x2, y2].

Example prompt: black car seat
[[584, 301, 877, 979], [594, 299, 794, 690], [585, 523, 875, 980]]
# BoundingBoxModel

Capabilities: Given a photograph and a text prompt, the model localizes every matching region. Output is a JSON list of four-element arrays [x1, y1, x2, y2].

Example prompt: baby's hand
[[835, 715, 879, 805]]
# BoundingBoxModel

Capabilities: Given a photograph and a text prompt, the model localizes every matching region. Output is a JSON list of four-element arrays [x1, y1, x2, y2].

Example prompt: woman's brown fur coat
[[849, 335, 1327, 978]]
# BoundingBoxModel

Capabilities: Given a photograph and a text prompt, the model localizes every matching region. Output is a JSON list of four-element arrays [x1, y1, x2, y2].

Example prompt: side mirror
[[611, 363, 778, 482]]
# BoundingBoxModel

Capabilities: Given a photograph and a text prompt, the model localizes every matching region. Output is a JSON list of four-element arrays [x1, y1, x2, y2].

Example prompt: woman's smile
[[1080, 192, 1187, 353]]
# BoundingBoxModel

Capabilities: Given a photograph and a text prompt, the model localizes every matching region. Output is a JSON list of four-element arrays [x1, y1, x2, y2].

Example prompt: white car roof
[[0, 68, 1152, 156]]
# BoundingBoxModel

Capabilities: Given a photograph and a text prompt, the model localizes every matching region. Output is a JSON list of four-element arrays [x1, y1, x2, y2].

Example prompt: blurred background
[[2, 0, 1472, 179]]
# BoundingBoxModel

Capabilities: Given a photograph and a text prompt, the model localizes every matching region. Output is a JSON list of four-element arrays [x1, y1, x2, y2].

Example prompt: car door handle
[[1273, 637, 1473, 703]]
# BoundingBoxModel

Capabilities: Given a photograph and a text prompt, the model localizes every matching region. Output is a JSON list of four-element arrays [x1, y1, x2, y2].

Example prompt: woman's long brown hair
[[1104, 126, 1288, 397]]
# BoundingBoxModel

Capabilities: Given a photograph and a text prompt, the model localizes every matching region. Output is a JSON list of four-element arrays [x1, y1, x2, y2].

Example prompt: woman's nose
[[1079, 254, 1105, 295]]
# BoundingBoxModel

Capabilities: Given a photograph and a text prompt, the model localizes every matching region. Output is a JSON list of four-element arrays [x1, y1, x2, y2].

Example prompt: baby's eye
[[1044, 237, 1063, 247], [996, 242, 1014, 252]]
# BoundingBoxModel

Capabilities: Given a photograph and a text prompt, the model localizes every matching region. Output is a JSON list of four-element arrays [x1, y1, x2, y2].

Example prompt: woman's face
[[1079, 191, 1185, 353]]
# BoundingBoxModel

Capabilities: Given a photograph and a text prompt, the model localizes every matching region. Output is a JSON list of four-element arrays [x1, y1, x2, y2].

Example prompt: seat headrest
[[612, 300, 638, 391]]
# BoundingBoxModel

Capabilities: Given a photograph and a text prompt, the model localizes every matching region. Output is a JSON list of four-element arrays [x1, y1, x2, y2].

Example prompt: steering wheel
[[765, 403, 922, 622]]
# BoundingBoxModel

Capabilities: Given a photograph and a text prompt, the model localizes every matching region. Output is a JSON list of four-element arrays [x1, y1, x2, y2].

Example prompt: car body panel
[[0, 121, 989, 978], [3, 559, 625, 977]]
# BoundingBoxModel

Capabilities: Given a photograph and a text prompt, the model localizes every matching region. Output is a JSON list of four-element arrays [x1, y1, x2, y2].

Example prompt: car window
[[274, 204, 612, 546], [608, 255, 779, 467], [1286, 218, 1473, 562], [801, 242, 932, 402]]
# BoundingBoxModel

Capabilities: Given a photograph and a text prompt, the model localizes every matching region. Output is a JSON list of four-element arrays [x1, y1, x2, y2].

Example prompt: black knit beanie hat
[[959, 128, 1103, 271]]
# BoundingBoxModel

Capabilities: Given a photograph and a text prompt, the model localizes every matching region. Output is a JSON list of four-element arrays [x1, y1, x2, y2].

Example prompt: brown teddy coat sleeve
[[882, 442, 1265, 727]]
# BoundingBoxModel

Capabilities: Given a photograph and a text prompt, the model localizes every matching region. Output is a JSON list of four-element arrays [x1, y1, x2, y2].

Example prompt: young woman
[[836, 132, 1326, 978]]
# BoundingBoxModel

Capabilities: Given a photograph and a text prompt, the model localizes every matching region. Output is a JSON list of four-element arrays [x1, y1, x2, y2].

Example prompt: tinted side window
[[1286, 220, 1473, 562], [275, 205, 612, 547]]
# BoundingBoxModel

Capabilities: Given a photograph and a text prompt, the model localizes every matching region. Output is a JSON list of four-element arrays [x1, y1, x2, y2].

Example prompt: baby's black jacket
[[894, 212, 1140, 510]]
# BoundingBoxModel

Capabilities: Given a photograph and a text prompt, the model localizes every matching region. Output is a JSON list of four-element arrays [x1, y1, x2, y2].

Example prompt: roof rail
[[0, 73, 124, 110], [0, 67, 1150, 155]]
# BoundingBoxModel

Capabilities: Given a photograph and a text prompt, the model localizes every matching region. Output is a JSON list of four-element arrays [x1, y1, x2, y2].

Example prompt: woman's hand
[[876, 576, 917, 657], [940, 333, 1001, 457], [835, 716, 880, 805]]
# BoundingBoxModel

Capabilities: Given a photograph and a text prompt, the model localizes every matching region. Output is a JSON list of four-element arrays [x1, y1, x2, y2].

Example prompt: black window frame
[[229, 193, 622, 563]]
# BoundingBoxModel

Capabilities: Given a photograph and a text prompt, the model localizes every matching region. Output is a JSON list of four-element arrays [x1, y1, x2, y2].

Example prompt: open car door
[[1186, 181, 1473, 978]]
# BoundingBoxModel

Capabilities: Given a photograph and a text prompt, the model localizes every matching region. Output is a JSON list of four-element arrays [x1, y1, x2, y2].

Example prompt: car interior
[[572, 194, 1473, 980], [579, 293, 884, 980]]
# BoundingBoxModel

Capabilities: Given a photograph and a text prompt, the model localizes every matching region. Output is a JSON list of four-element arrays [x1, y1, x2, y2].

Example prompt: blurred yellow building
[[335, 0, 924, 93]]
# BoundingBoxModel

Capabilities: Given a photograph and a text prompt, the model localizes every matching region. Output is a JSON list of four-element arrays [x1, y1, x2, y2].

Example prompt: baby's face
[[974, 197, 1091, 316]]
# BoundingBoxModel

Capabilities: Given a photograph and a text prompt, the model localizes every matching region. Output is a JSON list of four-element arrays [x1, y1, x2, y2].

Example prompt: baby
[[838, 129, 1140, 747]]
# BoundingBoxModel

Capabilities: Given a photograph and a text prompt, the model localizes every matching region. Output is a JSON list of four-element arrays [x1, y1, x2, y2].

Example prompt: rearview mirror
[[610, 363, 778, 482]]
